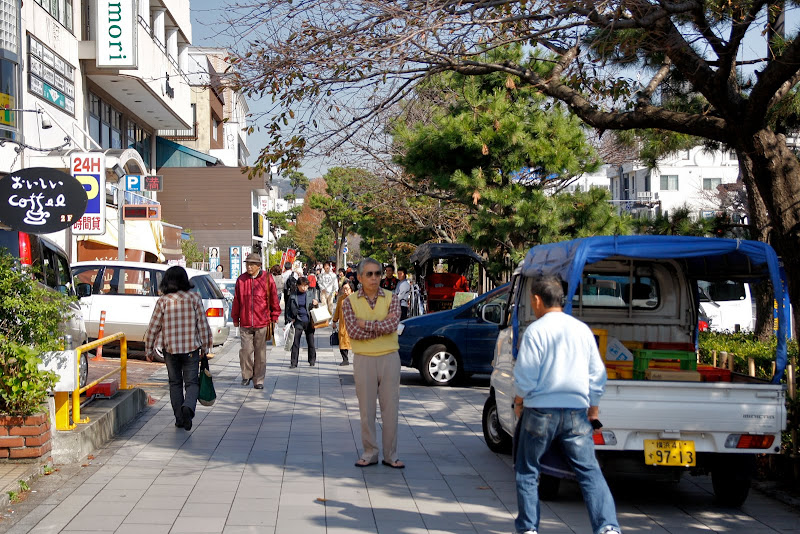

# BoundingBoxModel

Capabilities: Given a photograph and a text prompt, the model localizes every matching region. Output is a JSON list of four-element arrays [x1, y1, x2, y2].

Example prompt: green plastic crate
[[632, 349, 697, 379]]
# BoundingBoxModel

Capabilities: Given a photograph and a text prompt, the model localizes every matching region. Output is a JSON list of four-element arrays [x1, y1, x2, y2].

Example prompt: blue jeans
[[164, 350, 200, 424], [515, 407, 619, 534]]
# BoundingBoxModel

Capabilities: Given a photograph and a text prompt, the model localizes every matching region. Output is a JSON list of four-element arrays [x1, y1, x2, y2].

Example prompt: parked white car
[[71, 261, 230, 349]]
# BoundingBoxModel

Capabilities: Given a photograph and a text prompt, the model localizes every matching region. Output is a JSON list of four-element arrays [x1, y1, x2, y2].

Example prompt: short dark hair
[[530, 276, 563, 308], [297, 276, 310, 287], [340, 280, 354, 292], [161, 266, 193, 295], [397, 267, 407, 275], [284, 262, 292, 270], [323, 261, 330, 267], [270, 264, 282, 275], [338, 268, 345, 274]]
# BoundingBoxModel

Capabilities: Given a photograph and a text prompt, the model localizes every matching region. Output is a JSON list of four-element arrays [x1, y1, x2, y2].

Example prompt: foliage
[[0, 252, 73, 352], [276, 226, 298, 251], [0, 337, 58, 416], [225, 0, 800, 337], [267, 250, 283, 270], [633, 205, 715, 236], [293, 179, 328, 262], [180, 228, 203, 265], [312, 225, 335, 263], [698, 331, 799, 381]]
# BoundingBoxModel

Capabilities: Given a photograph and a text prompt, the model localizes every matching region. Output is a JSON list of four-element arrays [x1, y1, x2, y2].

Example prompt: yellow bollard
[[54, 391, 74, 430], [120, 336, 128, 389]]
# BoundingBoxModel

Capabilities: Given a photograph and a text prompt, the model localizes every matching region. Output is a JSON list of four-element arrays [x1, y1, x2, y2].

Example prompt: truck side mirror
[[76, 283, 93, 298]]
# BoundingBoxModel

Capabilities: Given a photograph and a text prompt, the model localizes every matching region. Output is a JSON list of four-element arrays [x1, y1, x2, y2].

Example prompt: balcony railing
[[158, 122, 198, 140]]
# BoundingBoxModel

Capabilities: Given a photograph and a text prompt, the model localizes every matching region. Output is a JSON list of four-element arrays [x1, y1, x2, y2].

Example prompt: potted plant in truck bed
[[0, 251, 66, 460]]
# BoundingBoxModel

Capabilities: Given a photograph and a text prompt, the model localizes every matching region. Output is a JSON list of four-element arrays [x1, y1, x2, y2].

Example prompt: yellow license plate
[[643, 440, 696, 466]]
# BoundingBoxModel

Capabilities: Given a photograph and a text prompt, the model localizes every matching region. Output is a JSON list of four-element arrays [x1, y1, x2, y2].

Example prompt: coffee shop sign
[[96, 0, 137, 69], [0, 168, 88, 234]]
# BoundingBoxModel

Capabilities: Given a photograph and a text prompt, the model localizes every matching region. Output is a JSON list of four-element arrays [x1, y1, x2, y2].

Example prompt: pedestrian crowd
[[144, 258, 621, 533]]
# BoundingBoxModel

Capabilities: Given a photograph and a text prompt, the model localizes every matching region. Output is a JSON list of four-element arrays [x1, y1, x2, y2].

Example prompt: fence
[[53, 332, 130, 431]]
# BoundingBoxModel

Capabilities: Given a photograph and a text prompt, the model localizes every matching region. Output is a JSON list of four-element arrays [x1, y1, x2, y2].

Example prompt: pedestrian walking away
[[271, 264, 285, 307], [232, 253, 281, 389], [318, 261, 339, 316], [287, 276, 319, 368], [144, 266, 213, 431], [395, 266, 411, 320], [343, 258, 404, 469], [513, 275, 620, 534], [332, 280, 354, 366]]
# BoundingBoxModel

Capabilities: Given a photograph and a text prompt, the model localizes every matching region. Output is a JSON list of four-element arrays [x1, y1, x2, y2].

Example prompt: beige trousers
[[321, 290, 336, 315], [353, 351, 401, 463], [239, 326, 269, 385]]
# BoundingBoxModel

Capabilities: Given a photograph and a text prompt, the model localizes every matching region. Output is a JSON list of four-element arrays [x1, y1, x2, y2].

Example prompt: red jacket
[[232, 270, 281, 328]]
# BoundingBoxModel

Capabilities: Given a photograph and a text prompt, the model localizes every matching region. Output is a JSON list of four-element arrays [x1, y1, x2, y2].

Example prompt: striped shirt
[[341, 287, 401, 340], [145, 290, 213, 357]]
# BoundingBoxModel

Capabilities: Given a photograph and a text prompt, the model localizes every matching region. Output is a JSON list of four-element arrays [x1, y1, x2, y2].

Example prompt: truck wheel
[[420, 343, 461, 386], [79, 352, 88, 389], [482, 395, 512, 454], [711, 454, 755, 507], [539, 474, 560, 501]]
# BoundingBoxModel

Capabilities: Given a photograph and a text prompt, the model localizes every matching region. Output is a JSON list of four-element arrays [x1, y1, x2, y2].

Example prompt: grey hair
[[357, 257, 382, 275]]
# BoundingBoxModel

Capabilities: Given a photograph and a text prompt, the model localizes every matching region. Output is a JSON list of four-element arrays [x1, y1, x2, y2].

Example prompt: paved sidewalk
[[4, 331, 800, 533]]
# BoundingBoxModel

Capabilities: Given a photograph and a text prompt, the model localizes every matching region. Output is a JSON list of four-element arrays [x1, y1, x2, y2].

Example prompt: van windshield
[[698, 280, 747, 302]]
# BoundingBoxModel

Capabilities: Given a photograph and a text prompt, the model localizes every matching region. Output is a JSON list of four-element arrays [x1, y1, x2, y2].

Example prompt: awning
[[77, 206, 164, 261]]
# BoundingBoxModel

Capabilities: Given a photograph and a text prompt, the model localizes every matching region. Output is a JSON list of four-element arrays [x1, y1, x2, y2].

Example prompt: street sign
[[71, 153, 106, 235], [342, 246, 348, 254], [125, 174, 163, 192], [0, 167, 87, 234], [122, 204, 161, 221]]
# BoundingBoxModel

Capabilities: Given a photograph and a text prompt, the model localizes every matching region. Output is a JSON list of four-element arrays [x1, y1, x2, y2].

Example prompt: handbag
[[329, 331, 339, 346], [198, 356, 216, 407], [283, 322, 296, 352], [310, 305, 332, 326]]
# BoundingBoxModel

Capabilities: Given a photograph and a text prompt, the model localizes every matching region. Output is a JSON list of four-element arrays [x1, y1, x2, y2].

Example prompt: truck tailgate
[[599, 380, 786, 453]]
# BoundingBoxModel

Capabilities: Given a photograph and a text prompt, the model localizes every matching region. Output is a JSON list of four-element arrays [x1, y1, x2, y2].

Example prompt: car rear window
[[191, 275, 225, 300], [574, 273, 659, 309]]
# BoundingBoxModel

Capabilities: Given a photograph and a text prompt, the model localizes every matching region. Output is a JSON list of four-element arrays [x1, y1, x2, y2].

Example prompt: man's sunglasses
[[362, 270, 382, 278]]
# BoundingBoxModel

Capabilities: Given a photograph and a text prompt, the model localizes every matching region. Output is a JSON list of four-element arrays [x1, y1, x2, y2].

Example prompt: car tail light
[[18, 232, 32, 265], [206, 307, 224, 318], [725, 434, 775, 449], [592, 431, 617, 446]]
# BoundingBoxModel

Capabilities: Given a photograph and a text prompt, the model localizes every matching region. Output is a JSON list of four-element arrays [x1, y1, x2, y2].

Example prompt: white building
[[607, 147, 741, 219]]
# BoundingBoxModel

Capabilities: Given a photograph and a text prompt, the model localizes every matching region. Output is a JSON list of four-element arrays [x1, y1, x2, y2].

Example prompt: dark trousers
[[290, 320, 316, 366], [165, 349, 200, 423], [340, 349, 350, 362], [400, 306, 409, 320]]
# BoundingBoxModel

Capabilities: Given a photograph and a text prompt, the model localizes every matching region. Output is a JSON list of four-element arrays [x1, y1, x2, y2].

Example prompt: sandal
[[354, 458, 378, 467], [382, 459, 405, 469]]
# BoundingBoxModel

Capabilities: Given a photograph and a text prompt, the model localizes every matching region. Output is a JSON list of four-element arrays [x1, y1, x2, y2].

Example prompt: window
[[660, 175, 678, 191], [703, 178, 722, 190], [0, 58, 16, 139], [698, 280, 747, 302], [212, 119, 219, 141], [574, 273, 659, 309], [729, 151, 738, 161], [33, 0, 72, 33], [91, 92, 147, 156]]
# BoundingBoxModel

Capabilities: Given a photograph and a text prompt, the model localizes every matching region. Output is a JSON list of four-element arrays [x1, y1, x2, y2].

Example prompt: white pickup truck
[[481, 236, 789, 506]]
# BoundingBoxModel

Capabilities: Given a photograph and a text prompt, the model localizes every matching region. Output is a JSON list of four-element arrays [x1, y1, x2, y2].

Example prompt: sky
[[189, 0, 330, 180]]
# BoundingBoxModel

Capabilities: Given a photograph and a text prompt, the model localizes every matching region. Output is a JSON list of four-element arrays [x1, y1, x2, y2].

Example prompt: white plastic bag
[[283, 322, 296, 352], [273, 324, 285, 347]]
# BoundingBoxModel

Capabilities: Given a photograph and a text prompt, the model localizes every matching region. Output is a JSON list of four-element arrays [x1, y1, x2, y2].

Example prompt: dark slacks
[[164, 349, 200, 424], [290, 320, 316, 366]]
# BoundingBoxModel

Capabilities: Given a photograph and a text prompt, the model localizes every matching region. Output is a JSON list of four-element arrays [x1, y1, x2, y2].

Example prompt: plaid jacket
[[145, 290, 213, 357]]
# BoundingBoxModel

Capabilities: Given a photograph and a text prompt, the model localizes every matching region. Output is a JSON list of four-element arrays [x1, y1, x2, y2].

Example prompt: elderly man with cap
[[232, 252, 281, 389]]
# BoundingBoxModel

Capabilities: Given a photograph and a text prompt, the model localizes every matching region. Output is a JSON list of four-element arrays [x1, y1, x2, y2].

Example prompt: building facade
[[1, 0, 194, 262]]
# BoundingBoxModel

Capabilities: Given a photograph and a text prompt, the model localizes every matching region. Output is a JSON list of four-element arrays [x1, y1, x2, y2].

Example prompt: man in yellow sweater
[[342, 257, 404, 468]]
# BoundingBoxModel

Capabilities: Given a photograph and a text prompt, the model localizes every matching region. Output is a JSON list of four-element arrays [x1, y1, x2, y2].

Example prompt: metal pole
[[118, 186, 126, 260]]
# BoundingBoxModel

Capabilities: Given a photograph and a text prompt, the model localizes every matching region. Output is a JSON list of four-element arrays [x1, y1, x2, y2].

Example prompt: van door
[[698, 280, 754, 332]]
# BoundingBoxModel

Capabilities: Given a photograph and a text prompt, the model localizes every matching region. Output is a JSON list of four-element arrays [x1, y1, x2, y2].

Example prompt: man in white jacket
[[318, 261, 339, 315], [512, 275, 620, 534]]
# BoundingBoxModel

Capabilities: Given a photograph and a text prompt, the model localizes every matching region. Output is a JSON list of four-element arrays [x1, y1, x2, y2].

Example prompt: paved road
[[3, 332, 800, 533]]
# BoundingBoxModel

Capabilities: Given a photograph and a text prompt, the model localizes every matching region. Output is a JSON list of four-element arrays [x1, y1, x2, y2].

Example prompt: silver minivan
[[71, 261, 230, 349]]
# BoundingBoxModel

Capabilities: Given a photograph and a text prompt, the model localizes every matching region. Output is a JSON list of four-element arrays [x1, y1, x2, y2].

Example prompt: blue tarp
[[515, 236, 790, 383]]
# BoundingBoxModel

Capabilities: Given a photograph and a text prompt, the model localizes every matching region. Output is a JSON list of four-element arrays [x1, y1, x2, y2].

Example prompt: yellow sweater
[[347, 292, 399, 356]]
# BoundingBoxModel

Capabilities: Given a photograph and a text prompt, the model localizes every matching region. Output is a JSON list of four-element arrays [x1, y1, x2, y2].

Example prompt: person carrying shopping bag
[[332, 280, 354, 365], [287, 276, 319, 368], [145, 266, 213, 431]]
